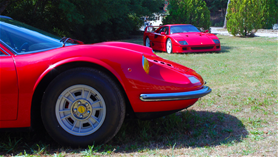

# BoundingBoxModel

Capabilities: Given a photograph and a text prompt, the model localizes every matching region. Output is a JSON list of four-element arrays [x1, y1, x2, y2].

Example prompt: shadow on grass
[[219, 45, 233, 53], [0, 129, 58, 155], [112, 110, 248, 152], [0, 110, 247, 155]]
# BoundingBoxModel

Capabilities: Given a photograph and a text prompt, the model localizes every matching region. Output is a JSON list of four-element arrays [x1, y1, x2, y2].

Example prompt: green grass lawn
[[0, 35, 277, 156]]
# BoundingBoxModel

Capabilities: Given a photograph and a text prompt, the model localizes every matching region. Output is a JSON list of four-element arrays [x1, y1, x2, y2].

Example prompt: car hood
[[170, 32, 215, 45], [94, 41, 154, 55], [92, 41, 193, 73]]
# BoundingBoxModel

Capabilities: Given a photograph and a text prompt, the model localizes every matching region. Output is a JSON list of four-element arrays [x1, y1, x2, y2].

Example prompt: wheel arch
[[31, 59, 134, 130]]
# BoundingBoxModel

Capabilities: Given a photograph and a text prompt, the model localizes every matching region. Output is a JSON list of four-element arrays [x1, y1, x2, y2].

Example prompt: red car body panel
[[0, 41, 206, 129], [143, 24, 221, 53], [0, 53, 18, 121]]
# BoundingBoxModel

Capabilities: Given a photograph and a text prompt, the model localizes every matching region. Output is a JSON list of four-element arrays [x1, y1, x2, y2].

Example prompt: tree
[[204, 0, 227, 16], [223, 0, 230, 28], [1, 0, 164, 43], [226, 0, 264, 36], [163, 0, 211, 30], [262, 0, 278, 28], [0, 0, 10, 14]]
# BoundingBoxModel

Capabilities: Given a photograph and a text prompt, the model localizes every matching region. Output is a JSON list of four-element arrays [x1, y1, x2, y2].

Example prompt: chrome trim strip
[[0, 39, 64, 55], [0, 47, 10, 56], [16, 46, 61, 55], [0, 40, 16, 55], [140, 86, 211, 101]]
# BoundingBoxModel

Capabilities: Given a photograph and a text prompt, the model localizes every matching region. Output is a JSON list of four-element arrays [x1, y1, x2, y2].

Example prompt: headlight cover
[[188, 76, 200, 84], [142, 55, 150, 74], [178, 41, 188, 45], [213, 39, 220, 44]]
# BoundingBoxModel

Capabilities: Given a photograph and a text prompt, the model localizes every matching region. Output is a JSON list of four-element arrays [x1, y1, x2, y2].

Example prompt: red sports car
[[143, 24, 221, 53], [0, 17, 211, 147]]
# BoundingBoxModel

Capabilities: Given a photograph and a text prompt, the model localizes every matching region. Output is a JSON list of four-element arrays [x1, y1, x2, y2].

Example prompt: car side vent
[[153, 60, 172, 67]]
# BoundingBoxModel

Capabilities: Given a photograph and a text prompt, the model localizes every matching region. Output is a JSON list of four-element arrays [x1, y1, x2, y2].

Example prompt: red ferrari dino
[[0, 17, 211, 147], [143, 24, 221, 53]]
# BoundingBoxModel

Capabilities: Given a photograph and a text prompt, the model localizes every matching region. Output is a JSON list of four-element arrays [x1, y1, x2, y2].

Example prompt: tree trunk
[[0, 0, 10, 14], [223, 0, 230, 28]]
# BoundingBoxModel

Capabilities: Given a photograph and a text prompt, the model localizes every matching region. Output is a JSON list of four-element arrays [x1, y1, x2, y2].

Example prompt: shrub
[[226, 0, 264, 36], [262, 0, 278, 29], [2, 0, 164, 43], [163, 0, 211, 30]]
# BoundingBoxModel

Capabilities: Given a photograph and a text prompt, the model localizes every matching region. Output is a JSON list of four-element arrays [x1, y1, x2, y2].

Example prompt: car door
[[151, 26, 169, 51], [0, 44, 18, 121]]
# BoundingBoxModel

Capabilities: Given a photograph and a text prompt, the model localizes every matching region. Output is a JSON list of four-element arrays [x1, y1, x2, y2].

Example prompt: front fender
[[33, 56, 126, 93]]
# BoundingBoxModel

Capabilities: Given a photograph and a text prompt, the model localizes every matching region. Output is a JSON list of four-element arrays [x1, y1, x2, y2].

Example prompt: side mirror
[[161, 32, 166, 35], [204, 30, 209, 33]]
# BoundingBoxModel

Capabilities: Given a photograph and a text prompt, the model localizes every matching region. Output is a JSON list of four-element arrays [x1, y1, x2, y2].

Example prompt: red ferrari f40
[[144, 24, 221, 53]]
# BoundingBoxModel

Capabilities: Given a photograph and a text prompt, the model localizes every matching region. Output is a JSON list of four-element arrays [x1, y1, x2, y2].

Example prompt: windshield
[[170, 25, 200, 34], [0, 18, 63, 54]]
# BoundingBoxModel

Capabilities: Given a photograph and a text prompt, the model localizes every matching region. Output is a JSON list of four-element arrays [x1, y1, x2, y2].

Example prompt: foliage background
[[226, 0, 278, 36], [1, 0, 278, 40], [204, 0, 228, 27], [163, 0, 211, 30], [0, 0, 164, 43], [262, 0, 278, 29]]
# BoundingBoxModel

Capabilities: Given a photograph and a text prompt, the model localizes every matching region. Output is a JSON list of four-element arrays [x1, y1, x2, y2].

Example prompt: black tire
[[145, 37, 151, 47], [41, 67, 125, 147]]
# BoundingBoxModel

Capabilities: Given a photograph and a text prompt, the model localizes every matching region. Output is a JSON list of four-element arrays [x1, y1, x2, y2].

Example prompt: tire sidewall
[[145, 37, 150, 47], [41, 68, 124, 146]]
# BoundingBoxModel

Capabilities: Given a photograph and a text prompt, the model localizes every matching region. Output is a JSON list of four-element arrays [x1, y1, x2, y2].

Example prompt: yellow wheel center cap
[[77, 106, 86, 114]]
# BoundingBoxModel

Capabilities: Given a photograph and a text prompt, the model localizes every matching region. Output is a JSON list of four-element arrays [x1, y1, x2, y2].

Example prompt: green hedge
[[2, 0, 164, 43], [227, 0, 278, 36], [262, 0, 278, 29], [163, 0, 211, 30]]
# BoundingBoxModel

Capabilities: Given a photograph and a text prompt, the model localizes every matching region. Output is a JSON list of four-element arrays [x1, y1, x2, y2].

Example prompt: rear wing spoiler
[[144, 26, 160, 32]]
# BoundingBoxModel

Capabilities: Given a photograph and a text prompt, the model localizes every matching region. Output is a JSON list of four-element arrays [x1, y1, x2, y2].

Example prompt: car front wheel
[[41, 68, 125, 147]]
